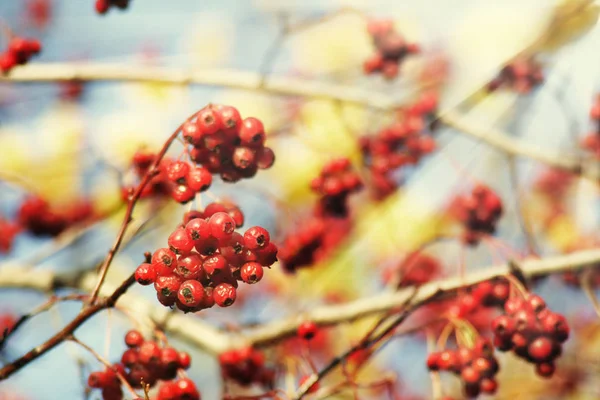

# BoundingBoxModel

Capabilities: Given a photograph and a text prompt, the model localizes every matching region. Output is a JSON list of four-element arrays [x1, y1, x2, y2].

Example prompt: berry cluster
[[155, 379, 201, 400], [87, 330, 194, 399], [453, 184, 503, 245], [427, 338, 499, 398], [95, 0, 130, 14], [0, 36, 41, 74], [469, 278, 510, 309], [219, 347, 274, 387], [491, 295, 569, 377], [186, 104, 275, 183], [363, 19, 420, 79], [487, 57, 543, 94], [310, 158, 363, 218], [135, 202, 277, 311], [581, 94, 600, 158], [278, 216, 350, 273], [360, 92, 437, 200], [382, 253, 442, 288], [0, 219, 21, 254], [17, 195, 94, 237]]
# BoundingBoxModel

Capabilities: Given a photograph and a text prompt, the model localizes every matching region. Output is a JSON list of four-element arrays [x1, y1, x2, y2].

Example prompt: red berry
[[480, 378, 498, 394], [208, 212, 236, 240], [195, 107, 223, 135], [243, 226, 270, 250], [214, 105, 242, 135], [297, 321, 318, 341], [152, 248, 177, 276], [527, 337, 555, 362], [95, 0, 109, 14], [202, 255, 229, 276], [214, 283, 236, 307], [186, 167, 212, 192], [154, 275, 183, 302], [535, 362, 555, 377], [541, 312, 569, 343], [178, 352, 191, 369], [138, 341, 161, 364], [527, 294, 546, 313], [232, 146, 256, 170], [240, 262, 263, 284], [175, 378, 200, 400], [174, 254, 203, 280], [256, 147, 275, 169], [239, 117, 266, 147], [87, 371, 107, 388], [124, 330, 144, 348], [460, 366, 480, 384], [135, 263, 157, 285], [166, 161, 190, 183], [171, 185, 196, 204], [168, 228, 194, 254], [185, 218, 211, 241]]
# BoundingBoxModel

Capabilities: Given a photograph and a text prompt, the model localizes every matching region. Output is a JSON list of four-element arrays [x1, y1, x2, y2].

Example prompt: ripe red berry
[[195, 107, 223, 135], [241, 262, 264, 284], [460, 366, 480, 385], [214, 104, 242, 134], [214, 283, 236, 307], [178, 352, 191, 369], [168, 228, 194, 254], [243, 226, 270, 250], [171, 184, 196, 204], [297, 321, 318, 341], [239, 117, 266, 147], [256, 147, 275, 169], [186, 167, 212, 192], [154, 275, 183, 302], [202, 255, 228, 276], [135, 263, 157, 285], [151, 248, 177, 275], [527, 337, 555, 362], [124, 330, 144, 348], [535, 362, 555, 377], [175, 378, 200, 400], [208, 212, 236, 240], [174, 254, 203, 280], [166, 161, 190, 183], [138, 341, 161, 364]]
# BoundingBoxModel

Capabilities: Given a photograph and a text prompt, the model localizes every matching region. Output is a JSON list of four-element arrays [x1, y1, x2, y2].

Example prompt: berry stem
[[88, 111, 198, 305]]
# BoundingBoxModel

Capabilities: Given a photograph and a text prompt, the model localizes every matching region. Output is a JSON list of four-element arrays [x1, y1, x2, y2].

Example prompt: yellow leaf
[[537, 0, 600, 52]]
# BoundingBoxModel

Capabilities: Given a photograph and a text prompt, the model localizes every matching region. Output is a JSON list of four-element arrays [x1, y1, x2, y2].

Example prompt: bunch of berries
[[491, 294, 569, 377], [135, 202, 277, 311], [278, 216, 350, 273], [581, 94, 600, 158], [0, 219, 21, 254], [487, 57, 543, 94], [17, 195, 94, 237], [219, 347, 275, 387], [155, 379, 201, 400], [453, 184, 503, 245], [363, 19, 420, 79], [469, 278, 510, 308], [0, 36, 41, 74], [310, 158, 363, 218], [186, 104, 275, 183], [95, 0, 130, 14], [382, 253, 442, 288], [360, 92, 437, 200], [87, 330, 194, 399], [123, 151, 212, 204], [427, 338, 499, 398]]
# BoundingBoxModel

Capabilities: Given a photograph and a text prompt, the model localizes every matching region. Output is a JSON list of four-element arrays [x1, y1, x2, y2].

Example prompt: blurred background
[[0, 0, 600, 399]]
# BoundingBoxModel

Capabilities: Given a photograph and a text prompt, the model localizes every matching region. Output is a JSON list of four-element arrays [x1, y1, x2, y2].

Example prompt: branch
[[440, 111, 600, 182], [238, 248, 600, 348]]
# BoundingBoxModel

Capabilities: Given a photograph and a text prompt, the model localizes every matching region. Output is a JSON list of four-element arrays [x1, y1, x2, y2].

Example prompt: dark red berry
[[243, 226, 270, 250], [214, 283, 236, 307], [208, 212, 236, 240], [135, 263, 157, 285], [124, 330, 144, 348], [168, 228, 194, 254], [240, 262, 264, 284], [297, 321, 318, 341]]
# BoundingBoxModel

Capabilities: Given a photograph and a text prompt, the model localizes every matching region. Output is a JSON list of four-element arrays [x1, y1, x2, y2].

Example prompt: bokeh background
[[0, 0, 600, 399]]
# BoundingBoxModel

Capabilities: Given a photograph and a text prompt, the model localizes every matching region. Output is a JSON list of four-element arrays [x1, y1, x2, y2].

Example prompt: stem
[[88, 112, 196, 304], [0, 273, 135, 381]]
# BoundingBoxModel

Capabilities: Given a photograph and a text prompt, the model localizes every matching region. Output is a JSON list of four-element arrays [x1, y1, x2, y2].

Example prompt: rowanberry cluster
[[310, 158, 363, 218], [581, 94, 600, 158], [427, 338, 499, 398], [95, 0, 130, 14], [87, 330, 195, 399], [17, 195, 94, 237], [219, 347, 274, 387], [278, 216, 350, 273], [155, 378, 201, 400], [0, 36, 41, 74], [360, 92, 437, 200], [453, 184, 503, 245], [186, 104, 275, 183], [382, 253, 442, 288], [363, 19, 420, 79], [487, 57, 543, 94], [491, 294, 569, 378], [0, 219, 21, 254], [135, 202, 277, 311], [122, 150, 176, 201]]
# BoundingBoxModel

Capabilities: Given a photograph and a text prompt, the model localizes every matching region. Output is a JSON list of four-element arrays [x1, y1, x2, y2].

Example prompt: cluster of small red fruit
[[363, 19, 420, 79], [135, 202, 277, 312], [310, 158, 363, 218], [87, 330, 199, 400], [427, 338, 499, 398], [581, 94, 600, 158], [0, 195, 95, 254], [452, 184, 503, 245], [279, 159, 361, 272], [487, 57, 544, 94], [218, 346, 275, 387], [0, 36, 41, 74], [491, 294, 569, 378], [95, 0, 130, 14], [360, 92, 437, 200]]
